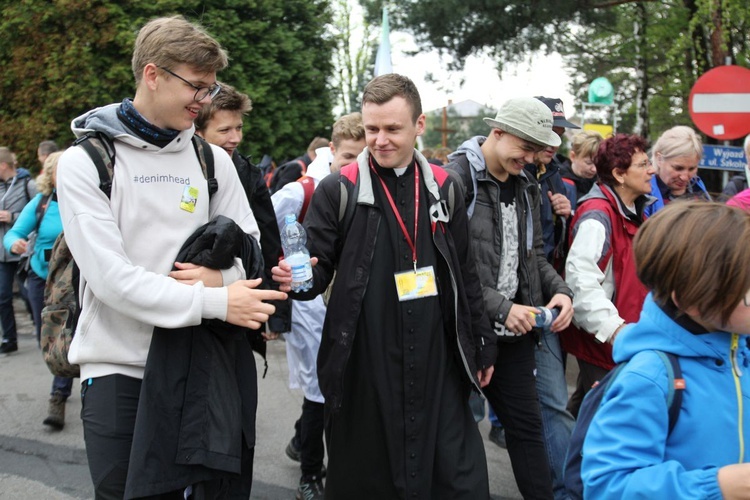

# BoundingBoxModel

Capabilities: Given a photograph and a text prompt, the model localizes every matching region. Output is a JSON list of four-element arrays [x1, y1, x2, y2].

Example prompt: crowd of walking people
[[2, 13, 750, 500]]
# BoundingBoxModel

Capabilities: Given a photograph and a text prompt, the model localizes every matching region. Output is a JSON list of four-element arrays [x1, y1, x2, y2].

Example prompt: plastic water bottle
[[281, 213, 313, 292], [531, 307, 560, 328]]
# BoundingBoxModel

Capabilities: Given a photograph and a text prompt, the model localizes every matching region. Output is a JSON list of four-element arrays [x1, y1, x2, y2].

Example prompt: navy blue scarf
[[117, 98, 180, 148]]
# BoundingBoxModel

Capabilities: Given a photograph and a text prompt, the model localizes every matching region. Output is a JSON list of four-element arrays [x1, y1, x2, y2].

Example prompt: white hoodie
[[57, 104, 260, 380]]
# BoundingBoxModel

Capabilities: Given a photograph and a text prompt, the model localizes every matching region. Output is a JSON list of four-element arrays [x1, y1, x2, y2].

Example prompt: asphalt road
[[0, 297, 529, 499]]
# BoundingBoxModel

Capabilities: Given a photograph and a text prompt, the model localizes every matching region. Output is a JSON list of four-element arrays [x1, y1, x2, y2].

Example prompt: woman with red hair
[[562, 134, 656, 416]]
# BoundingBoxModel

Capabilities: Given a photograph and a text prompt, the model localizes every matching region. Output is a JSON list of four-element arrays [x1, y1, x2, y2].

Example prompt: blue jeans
[[468, 392, 485, 423], [468, 393, 502, 428], [488, 405, 501, 427], [535, 327, 576, 500], [26, 270, 45, 345], [0, 261, 18, 343], [27, 270, 73, 399]]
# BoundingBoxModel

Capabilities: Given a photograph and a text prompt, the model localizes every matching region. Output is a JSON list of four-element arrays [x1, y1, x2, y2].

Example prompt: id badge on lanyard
[[370, 158, 439, 302]]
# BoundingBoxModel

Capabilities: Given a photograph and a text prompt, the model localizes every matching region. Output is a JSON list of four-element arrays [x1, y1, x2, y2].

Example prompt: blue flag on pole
[[374, 7, 392, 76]]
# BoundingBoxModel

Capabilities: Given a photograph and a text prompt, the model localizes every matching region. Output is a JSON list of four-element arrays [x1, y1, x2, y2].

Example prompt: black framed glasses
[[158, 66, 221, 101]]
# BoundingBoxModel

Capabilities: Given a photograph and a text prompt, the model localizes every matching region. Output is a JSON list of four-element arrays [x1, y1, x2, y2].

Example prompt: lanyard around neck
[[369, 157, 420, 272]]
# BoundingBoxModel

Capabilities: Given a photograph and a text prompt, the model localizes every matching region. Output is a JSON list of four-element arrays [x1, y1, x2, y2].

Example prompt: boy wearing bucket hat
[[445, 97, 574, 499], [525, 96, 581, 500]]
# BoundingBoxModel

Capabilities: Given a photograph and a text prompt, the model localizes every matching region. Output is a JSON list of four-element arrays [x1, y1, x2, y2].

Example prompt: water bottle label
[[291, 262, 313, 282]]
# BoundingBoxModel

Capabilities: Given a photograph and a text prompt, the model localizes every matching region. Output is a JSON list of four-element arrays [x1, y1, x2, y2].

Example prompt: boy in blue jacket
[[581, 200, 750, 499]]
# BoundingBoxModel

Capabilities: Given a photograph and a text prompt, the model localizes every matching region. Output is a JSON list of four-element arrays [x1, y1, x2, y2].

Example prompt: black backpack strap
[[75, 132, 115, 199], [662, 351, 684, 433], [450, 154, 475, 212], [23, 177, 33, 203], [191, 135, 217, 199], [33, 193, 52, 231]]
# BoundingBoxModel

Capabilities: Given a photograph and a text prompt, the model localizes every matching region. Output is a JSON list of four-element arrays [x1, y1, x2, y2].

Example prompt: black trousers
[[482, 334, 554, 500], [81, 374, 254, 499], [81, 374, 140, 499], [293, 397, 326, 478]]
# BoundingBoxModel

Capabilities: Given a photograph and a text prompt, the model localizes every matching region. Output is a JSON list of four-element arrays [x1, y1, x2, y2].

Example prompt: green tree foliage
[[330, 0, 376, 114], [0, 0, 132, 173], [363, 0, 750, 141], [360, 0, 610, 70], [0, 0, 335, 171], [558, 0, 750, 139]]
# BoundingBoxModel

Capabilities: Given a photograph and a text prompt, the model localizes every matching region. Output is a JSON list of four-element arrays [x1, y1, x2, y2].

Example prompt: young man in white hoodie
[[271, 112, 364, 500], [57, 16, 285, 498]]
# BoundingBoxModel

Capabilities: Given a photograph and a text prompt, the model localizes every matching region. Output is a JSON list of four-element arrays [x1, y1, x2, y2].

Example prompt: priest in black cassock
[[273, 73, 497, 499]]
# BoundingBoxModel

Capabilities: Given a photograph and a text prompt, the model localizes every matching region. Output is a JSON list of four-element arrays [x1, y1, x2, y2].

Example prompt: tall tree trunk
[[684, 0, 711, 76], [709, 0, 728, 66], [633, 2, 649, 138]]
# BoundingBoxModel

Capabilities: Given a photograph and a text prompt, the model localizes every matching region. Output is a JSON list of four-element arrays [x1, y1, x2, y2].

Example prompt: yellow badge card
[[180, 185, 199, 213], [394, 266, 438, 302]]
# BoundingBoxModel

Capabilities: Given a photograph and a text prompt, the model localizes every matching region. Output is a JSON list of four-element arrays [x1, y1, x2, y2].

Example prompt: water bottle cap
[[285, 213, 297, 224]]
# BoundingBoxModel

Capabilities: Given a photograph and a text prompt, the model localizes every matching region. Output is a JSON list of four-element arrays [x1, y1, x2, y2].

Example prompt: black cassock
[[325, 163, 489, 499]]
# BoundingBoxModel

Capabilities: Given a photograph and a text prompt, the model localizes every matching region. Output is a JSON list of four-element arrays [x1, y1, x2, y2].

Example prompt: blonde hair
[[571, 130, 603, 159], [634, 201, 750, 325], [36, 151, 63, 196], [332, 112, 364, 147], [132, 16, 228, 85], [651, 126, 703, 166]]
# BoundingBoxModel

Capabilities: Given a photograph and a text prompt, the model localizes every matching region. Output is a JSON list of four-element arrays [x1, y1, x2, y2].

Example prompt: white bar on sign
[[693, 93, 750, 113]]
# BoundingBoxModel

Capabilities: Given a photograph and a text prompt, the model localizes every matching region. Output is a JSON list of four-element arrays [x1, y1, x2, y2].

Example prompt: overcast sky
[[390, 32, 576, 117]]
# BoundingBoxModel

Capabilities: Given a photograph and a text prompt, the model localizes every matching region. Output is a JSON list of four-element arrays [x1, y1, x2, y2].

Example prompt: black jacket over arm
[[125, 216, 262, 499]]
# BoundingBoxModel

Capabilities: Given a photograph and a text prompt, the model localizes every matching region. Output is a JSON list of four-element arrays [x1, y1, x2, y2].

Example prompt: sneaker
[[43, 392, 66, 430], [285, 437, 301, 462], [488, 425, 506, 449], [296, 475, 324, 500], [0, 341, 17, 354]]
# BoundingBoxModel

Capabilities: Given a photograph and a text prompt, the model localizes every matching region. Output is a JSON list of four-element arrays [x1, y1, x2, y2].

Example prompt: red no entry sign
[[689, 65, 750, 140]]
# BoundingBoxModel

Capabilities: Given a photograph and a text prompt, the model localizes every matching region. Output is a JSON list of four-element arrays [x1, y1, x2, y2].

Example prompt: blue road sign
[[699, 145, 747, 171]]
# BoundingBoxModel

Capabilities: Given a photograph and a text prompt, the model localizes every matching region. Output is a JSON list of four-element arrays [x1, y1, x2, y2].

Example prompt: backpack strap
[[450, 154, 476, 218], [597, 351, 684, 433], [23, 177, 33, 203], [33, 193, 52, 232], [191, 135, 217, 200], [654, 351, 685, 433], [75, 132, 115, 198], [297, 176, 315, 223]]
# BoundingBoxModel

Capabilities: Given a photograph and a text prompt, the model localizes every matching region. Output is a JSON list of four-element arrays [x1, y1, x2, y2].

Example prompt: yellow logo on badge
[[394, 266, 438, 302], [180, 185, 199, 213]]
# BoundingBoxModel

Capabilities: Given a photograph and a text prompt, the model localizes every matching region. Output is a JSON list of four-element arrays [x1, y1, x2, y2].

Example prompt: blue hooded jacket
[[581, 294, 750, 499], [643, 175, 711, 217], [4, 192, 62, 279]]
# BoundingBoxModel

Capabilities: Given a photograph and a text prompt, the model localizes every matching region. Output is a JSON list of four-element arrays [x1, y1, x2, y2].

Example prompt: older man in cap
[[445, 97, 574, 499]]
